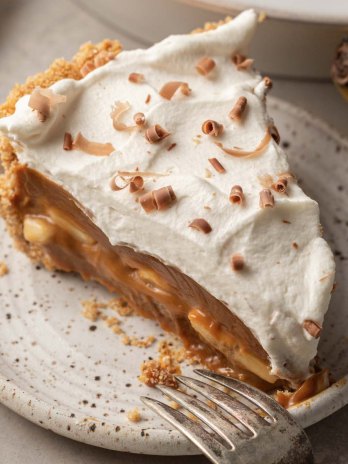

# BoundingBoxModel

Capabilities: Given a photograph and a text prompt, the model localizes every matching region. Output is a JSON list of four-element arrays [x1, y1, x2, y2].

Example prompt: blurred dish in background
[[331, 38, 348, 101], [74, 0, 348, 78]]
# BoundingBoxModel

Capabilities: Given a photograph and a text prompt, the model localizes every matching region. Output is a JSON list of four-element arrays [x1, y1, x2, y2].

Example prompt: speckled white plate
[[0, 97, 348, 456]]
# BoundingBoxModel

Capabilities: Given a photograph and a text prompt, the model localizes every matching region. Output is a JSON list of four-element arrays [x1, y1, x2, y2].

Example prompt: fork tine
[[195, 369, 282, 419], [157, 384, 247, 449], [141, 396, 229, 464], [176, 375, 269, 435]]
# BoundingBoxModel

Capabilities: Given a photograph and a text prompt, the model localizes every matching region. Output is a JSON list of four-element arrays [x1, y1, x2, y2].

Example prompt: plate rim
[[0, 96, 348, 455]]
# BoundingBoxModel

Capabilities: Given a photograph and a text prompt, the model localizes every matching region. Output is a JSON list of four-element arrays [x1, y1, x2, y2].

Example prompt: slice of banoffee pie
[[0, 10, 335, 406]]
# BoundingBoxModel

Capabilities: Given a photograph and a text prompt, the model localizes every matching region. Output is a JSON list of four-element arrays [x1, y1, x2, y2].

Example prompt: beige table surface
[[1, 1, 348, 463]]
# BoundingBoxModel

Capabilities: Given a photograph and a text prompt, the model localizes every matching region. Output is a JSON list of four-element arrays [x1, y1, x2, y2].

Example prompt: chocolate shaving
[[196, 57, 216, 76], [273, 177, 288, 194], [145, 94, 151, 104], [28, 87, 66, 122], [111, 101, 137, 131], [128, 72, 145, 83], [231, 254, 244, 271], [117, 170, 168, 177], [139, 186, 176, 213], [229, 185, 244, 205], [270, 125, 280, 144], [229, 96, 247, 121], [208, 158, 225, 173], [167, 143, 177, 151], [189, 218, 212, 234], [202, 120, 224, 137], [232, 54, 254, 70], [133, 112, 146, 127], [145, 124, 170, 144], [259, 189, 275, 208], [129, 176, 144, 193], [73, 132, 114, 156], [63, 132, 73, 151], [303, 320, 322, 339], [80, 61, 96, 77], [215, 129, 271, 158], [159, 81, 191, 100]]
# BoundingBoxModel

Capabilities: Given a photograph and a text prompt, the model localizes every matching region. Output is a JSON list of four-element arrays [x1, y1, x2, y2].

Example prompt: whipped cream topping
[[0, 10, 335, 382]]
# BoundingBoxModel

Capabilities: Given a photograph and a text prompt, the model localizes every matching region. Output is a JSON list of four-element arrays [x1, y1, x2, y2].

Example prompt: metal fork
[[141, 369, 314, 464]]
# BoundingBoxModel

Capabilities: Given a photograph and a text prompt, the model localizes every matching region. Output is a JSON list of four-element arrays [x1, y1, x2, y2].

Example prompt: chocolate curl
[[159, 81, 191, 100], [189, 218, 212, 234], [215, 129, 271, 159], [63, 132, 73, 151], [73, 132, 115, 156], [139, 186, 176, 213], [273, 177, 288, 194], [39, 88, 67, 106], [29, 88, 66, 122], [303, 320, 322, 339], [202, 120, 224, 137], [270, 124, 280, 144], [232, 54, 254, 70], [153, 186, 176, 210], [229, 96, 247, 121], [80, 61, 96, 77], [111, 174, 144, 193], [231, 254, 244, 271], [259, 189, 275, 208], [28, 89, 51, 122], [139, 192, 157, 213], [145, 124, 170, 144], [128, 72, 145, 83], [133, 112, 146, 127], [229, 185, 244, 205], [208, 158, 225, 173], [111, 101, 137, 131], [254, 76, 273, 100], [129, 176, 144, 193], [110, 175, 130, 191], [196, 57, 216, 76]]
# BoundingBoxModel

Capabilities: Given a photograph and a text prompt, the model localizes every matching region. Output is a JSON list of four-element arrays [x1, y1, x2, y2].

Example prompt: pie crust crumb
[[127, 408, 141, 423], [0, 261, 8, 277]]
